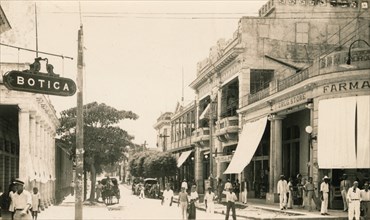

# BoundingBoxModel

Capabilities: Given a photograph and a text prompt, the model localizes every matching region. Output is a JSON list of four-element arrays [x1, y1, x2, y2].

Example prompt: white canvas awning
[[177, 150, 192, 168], [224, 116, 267, 174], [318, 97, 358, 168], [199, 104, 210, 120], [356, 96, 370, 168]]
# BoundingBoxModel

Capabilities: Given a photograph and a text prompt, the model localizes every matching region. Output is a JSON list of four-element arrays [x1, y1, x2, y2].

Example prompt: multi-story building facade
[[156, 0, 370, 208], [0, 5, 71, 207], [0, 63, 60, 207]]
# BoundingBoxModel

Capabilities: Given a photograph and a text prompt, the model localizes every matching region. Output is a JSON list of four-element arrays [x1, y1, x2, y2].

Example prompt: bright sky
[[0, 1, 265, 148]]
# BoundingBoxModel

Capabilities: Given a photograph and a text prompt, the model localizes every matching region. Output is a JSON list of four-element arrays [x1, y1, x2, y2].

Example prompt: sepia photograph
[[0, 0, 369, 219]]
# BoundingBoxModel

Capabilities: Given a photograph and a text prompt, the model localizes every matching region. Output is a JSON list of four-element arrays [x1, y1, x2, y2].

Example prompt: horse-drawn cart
[[101, 177, 120, 205]]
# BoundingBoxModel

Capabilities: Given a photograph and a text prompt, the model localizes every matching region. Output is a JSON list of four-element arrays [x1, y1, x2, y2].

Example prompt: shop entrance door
[[282, 125, 300, 179]]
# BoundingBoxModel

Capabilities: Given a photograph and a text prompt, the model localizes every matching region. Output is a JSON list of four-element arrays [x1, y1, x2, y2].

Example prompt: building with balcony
[[188, 0, 370, 207], [154, 0, 369, 205], [165, 102, 196, 191]]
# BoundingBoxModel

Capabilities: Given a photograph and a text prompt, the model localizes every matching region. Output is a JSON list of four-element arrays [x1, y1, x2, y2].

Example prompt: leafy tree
[[128, 151, 177, 180], [57, 102, 138, 201]]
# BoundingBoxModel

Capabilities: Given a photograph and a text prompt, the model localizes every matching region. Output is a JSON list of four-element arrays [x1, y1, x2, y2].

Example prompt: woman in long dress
[[188, 185, 199, 220]]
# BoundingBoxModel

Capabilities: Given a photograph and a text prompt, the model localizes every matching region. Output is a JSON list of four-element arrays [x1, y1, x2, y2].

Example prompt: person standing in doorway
[[347, 181, 361, 220], [287, 177, 294, 209], [224, 186, 238, 220], [241, 179, 248, 204], [320, 176, 330, 216], [277, 175, 288, 210], [340, 174, 351, 212], [11, 179, 32, 220]]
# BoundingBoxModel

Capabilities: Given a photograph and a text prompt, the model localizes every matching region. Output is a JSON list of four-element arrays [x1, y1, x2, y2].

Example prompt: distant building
[[153, 112, 172, 152]]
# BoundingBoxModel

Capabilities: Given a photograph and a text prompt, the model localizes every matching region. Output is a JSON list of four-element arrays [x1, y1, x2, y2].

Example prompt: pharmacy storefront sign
[[2, 58, 76, 96]]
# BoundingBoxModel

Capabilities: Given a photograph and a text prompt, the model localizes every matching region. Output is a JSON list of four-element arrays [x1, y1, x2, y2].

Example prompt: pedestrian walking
[[360, 182, 370, 219], [139, 183, 145, 199], [277, 175, 288, 210], [287, 177, 293, 209], [8, 182, 17, 220], [234, 179, 240, 201], [298, 175, 306, 208], [320, 175, 330, 215], [69, 181, 75, 196], [224, 179, 232, 192], [241, 180, 247, 204], [340, 174, 351, 212], [188, 185, 199, 220], [181, 179, 188, 192], [304, 177, 315, 211], [178, 187, 188, 220], [223, 186, 238, 220], [347, 181, 361, 220], [216, 178, 223, 203], [161, 184, 173, 207], [31, 187, 40, 220], [95, 181, 103, 202], [11, 179, 32, 220], [204, 186, 216, 214]]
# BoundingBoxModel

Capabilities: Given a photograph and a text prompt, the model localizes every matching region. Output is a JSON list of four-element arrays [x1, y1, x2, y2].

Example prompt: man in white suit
[[277, 175, 288, 210]]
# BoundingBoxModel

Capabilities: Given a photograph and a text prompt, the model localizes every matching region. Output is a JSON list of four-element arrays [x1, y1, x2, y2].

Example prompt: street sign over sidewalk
[[2, 57, 76, 96]]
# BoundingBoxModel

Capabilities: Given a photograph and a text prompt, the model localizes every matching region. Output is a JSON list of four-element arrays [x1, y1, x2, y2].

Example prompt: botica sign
[[3, 70, 76, 96]]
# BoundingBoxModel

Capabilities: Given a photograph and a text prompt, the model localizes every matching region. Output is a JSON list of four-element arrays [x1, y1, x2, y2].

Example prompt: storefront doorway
[[282, 125, 300, 179]]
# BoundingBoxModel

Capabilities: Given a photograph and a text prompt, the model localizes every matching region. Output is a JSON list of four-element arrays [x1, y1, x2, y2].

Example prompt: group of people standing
[[339, 174, 370, 220], [0, 179, 41, 220], [161, 178, 239, 220], [277, 173, 370, 220]]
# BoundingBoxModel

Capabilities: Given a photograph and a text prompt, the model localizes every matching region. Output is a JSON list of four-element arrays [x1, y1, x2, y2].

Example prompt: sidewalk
[[172, 194, 348, 220], [37, 195, 113, 220]]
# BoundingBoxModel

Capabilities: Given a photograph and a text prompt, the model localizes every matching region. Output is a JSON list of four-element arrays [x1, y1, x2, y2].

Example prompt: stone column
[[39, 121, 46, 210], [51, 131, 56, 204], [266, 115, 284, 204], [29, 112, 37, 190], [18, 108, 30, 182]]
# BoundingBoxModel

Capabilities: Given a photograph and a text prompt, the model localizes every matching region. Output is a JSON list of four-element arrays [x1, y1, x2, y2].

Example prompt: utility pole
[[142, 141, 148, 151], [159, 134, 169, 152], [75, 25, 84, 220]]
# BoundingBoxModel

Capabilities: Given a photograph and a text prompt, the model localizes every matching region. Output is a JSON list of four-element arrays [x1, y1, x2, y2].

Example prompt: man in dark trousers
[[223, 186, 238, 220]]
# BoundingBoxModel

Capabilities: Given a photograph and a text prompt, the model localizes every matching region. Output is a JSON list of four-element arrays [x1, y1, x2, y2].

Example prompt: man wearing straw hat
[[11, 179, 32, 220], [347, 181, 361, 220], [277, 174, 288, 210], [320, 176, 330, 216]]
